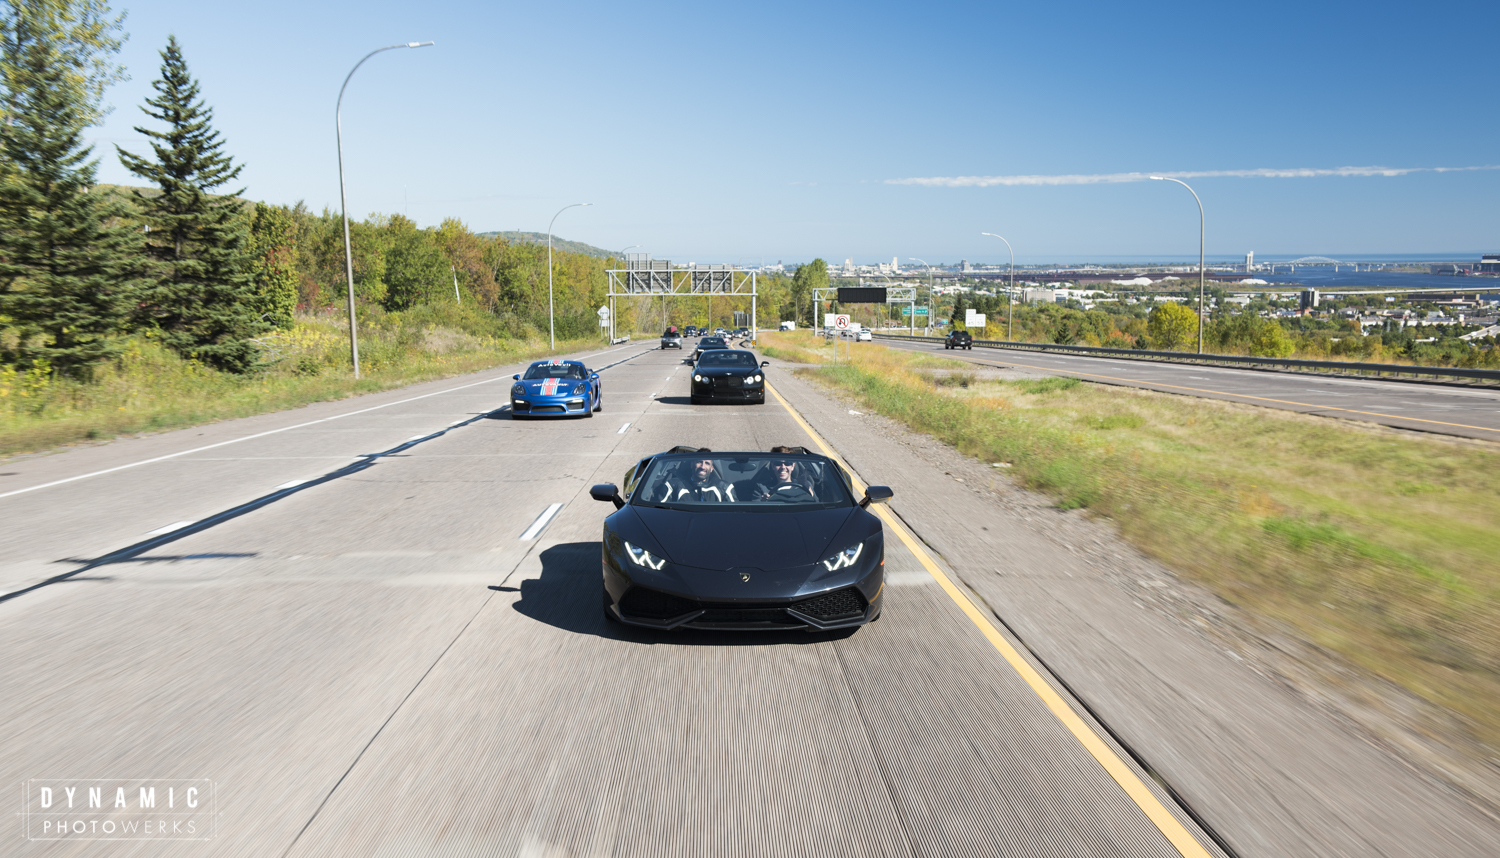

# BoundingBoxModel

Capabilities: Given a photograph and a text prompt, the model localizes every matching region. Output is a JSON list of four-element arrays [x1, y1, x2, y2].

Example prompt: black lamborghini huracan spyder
[[591, 447, 893, 631]]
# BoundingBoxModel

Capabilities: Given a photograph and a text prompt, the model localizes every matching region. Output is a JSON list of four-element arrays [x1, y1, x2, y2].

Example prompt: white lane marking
[[617, 423, 631, 434], [274, 479, 308, 490], [0, 372, 517, 502], [145, 520, 196, 537], [519, 503, 564, 541]]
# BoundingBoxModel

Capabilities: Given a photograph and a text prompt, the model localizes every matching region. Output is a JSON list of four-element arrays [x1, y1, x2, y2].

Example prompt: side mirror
[[512, 374, 520, 380], [859, 486, 894, 508], [590, 483, 625, 509], [760, 361, 770, 367], [591, 373, 599, 380]]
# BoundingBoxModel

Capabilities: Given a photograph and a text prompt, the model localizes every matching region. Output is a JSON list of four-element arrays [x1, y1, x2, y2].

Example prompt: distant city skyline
[[87, 0, 1500, 260]]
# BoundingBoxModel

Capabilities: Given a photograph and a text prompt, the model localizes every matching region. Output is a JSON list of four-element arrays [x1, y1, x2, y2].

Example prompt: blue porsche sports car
[[510, 359, 602, 418]]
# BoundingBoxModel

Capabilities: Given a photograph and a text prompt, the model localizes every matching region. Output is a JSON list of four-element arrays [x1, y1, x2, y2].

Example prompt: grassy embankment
[[0, 306, 621, 458], [759, 330, 1500, 749]]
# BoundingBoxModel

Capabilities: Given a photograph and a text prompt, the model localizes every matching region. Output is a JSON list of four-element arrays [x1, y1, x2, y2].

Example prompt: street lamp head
[[406, 41, 435, 48], [1149, 176, 1165, 181]]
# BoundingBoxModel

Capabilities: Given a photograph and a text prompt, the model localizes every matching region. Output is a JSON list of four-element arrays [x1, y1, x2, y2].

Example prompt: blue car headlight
[[511, 383, 525, 396], [624, 542, 666, 570], [822, 543, 864, 571], [572, 383, 589, 395]]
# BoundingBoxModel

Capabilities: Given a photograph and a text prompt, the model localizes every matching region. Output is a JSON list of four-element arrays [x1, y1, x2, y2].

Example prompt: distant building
[[961, 259, 972, 272], [1245, 251, 1254, 272], [1479, 254, 1500, 274]]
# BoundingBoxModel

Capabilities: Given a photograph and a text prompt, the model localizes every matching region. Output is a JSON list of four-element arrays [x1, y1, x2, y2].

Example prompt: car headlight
[[822, 543, 863, 571], [693, 374, 702, 382], [753, 374, 762, 383], [572, 383, 588, 394], [511, 384, 524, 396], [624, 542, 666, 570]]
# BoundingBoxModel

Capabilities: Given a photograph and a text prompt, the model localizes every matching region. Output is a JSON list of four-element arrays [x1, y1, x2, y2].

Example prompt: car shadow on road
[[511, 542, 849, 647]]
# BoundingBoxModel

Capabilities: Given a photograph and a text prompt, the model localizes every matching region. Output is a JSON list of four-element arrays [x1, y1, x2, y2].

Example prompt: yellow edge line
[[894, 340, 1500, 436], [765, 380, 1213, 858]]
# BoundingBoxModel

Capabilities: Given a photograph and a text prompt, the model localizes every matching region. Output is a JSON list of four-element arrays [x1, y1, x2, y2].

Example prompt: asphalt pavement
[[3, 342, 1495, 856], [2, 343, 1222, 857], [878, 336, 1500, 442]]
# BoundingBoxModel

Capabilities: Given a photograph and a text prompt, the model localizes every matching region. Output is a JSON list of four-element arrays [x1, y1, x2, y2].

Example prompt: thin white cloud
[[886, 165, 1500, 187]]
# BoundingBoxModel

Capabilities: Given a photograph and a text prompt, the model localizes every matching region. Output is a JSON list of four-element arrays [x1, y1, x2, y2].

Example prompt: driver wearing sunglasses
[[751, 457, 816, 502]]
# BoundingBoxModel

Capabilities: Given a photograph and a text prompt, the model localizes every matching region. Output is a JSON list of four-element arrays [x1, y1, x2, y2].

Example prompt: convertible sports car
[[691, 349, 768, 404], [591, 447, 893, 631], [510, 359, 601, 418], [691, 335, 729, 361]]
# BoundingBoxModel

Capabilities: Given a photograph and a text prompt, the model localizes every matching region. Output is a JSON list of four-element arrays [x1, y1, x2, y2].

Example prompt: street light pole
[[908, 258, 933, 336], [981, 233, 1015, 341], [617, 245, 641, 342], [1149, 176, 1206, 354], [337, 40, 433, 379], [547, 202, 591, 350]]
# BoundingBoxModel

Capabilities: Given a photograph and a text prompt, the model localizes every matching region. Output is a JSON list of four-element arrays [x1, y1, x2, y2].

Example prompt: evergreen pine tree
[[117, 35, 264, 372], [0, 3, 138, 377]]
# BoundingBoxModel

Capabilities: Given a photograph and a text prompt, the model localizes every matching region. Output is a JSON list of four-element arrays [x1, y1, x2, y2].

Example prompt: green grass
[[0, 311, 612, 458], [799, 345, 1500, 749]]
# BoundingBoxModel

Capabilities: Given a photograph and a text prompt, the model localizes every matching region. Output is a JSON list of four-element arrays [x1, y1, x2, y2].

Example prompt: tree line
[[0, 1, 628, 382]]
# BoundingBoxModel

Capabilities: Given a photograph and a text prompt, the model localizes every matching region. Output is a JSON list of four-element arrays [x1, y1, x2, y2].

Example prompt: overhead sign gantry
[[605, 254, 758, 340]]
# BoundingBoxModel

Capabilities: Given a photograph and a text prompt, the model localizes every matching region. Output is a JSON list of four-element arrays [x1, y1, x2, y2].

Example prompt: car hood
[[519, 378, 586, 394], [632, 506, 855, 570]]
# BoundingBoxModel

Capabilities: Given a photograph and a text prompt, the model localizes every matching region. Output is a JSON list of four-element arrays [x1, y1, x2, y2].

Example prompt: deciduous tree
[[1147, 302, 1198, 351]]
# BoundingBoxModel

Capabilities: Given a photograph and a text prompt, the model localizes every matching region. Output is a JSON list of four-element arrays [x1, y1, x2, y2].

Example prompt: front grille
[[793, 588, 866, 621], [619, 588, 697, 619], [532, 405, 565, 414], [726, 376, 743, 387], [697, 608, 794, 624]]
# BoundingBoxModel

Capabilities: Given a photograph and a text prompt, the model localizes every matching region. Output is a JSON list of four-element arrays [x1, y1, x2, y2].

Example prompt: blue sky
[[90, 0, 1500, 264]]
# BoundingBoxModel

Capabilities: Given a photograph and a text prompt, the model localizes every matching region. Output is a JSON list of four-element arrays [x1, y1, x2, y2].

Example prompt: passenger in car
[[749, 458, 816, 502], [657, 458, 736, 502]]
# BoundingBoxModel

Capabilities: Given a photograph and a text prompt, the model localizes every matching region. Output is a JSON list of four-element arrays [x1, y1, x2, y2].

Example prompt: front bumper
[[511, 395, 590, 416], [690, 377, 764, 401], [661, 340, 682, 348], [604, 553, 884, 631]]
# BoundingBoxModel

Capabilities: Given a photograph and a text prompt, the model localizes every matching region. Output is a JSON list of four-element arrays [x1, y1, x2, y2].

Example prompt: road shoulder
[[768, 364, 1500, 857]]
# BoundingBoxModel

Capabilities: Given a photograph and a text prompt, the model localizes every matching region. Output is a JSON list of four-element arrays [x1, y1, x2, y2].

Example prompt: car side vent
[[793, 587, 866, 620]]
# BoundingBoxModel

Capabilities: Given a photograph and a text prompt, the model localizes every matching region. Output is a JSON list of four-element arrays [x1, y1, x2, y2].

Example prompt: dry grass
[[0, 314, 610, 458], [798, 341, 1500, 749]]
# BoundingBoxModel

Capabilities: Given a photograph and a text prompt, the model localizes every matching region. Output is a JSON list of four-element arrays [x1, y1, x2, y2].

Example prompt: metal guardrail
[[872, 333, 1500, 386]]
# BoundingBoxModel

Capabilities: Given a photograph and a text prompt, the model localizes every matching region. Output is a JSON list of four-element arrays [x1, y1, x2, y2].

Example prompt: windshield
[[698, 351, 757, 368], [523, 363, 588, 380], [631, 454, 853, 511], [699, 337, 726, 347]]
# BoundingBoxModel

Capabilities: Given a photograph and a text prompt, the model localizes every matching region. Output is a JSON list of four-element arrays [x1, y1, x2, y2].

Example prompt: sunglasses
[[773, 461, 795, 467]]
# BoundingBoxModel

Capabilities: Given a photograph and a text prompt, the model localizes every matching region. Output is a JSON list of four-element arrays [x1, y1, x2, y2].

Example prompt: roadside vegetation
[[833, 289, 1500, 369], [761, 331, 1500, 749]]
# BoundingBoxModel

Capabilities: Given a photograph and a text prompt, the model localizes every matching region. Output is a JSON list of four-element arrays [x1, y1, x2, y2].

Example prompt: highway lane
[[0, 341, 648, 599], [0, 346, 1221, 856], [879, 337, 1500, 441]]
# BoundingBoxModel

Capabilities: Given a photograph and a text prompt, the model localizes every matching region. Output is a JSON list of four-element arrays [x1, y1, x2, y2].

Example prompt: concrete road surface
[[878, 336, 1500, 442], [1, 344, 1495, 856]]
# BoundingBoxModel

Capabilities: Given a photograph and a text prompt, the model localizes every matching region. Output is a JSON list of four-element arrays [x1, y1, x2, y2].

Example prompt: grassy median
[[760, 331, 1500, 749]]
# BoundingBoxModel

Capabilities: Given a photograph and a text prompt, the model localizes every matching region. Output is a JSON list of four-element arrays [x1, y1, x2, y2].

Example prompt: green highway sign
[[900, 306, 930, 315]]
